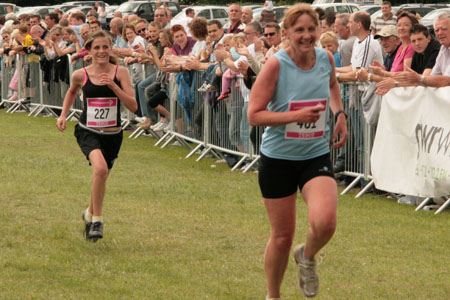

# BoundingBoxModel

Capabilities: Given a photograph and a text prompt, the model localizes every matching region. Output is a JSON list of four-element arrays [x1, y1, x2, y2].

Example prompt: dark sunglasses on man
[[137, 28, 147, 34], [264, 32, 276, 37]]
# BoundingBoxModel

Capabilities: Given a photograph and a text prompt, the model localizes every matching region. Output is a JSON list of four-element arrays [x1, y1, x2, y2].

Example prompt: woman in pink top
[[390, 12, 418, 72], [369, 12, 418, 92]]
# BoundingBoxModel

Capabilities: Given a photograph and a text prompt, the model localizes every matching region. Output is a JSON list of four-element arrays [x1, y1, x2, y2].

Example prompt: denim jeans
[[137, 72, 158, 123]]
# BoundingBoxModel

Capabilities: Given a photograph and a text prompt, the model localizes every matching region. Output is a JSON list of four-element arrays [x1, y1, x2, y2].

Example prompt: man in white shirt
[[171, 8, 194, 36]]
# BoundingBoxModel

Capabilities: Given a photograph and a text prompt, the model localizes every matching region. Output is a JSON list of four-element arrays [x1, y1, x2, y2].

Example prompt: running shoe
[[88, 221, 103, 240], [150, 121, 163, 130], [293, 244, 319, 298], [197, 82, 208, 92], [82, 211, 92, 240]]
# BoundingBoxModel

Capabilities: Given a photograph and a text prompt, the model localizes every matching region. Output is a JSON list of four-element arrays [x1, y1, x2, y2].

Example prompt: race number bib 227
[[285, 99, 327, 140], [86, 98, 118, 128]]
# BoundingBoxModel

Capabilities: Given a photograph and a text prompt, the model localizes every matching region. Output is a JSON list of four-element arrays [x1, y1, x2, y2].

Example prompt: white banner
[[371, 86, 450, 197]]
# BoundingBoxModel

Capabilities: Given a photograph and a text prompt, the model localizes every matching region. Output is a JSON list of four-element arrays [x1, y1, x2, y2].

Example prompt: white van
[[312, 3, 360, 14]]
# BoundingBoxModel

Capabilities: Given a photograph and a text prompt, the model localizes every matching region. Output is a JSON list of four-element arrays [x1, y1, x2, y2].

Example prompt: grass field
[[0, 110, 449, 300]]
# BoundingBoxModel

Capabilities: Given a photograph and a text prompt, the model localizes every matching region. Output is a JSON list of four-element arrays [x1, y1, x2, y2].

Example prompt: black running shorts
[[258, 153, 335, 199], [74, 124, 123, 169]]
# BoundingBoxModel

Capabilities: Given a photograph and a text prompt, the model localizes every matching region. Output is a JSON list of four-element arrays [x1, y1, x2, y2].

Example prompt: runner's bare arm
[[57, 69, 83, 131], [326, 51, 348, 148], [106, 66, 137, 113]]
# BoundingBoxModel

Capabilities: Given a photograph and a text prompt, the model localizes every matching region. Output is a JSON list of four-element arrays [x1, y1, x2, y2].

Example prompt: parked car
[[312, 0, 356, 4], [62, 1, 108, 8], [17, 6, 55, 19], [398, 4, 437, 17], [421, 8, 450, 38], [106, 1, 181, 24], [0, 3, 19, 15], [53, 4, 80, 13], [65, 6, 97, 17], [360, 5, 381, 16], [252, 6, 289, 24], [312, 3, 360, 15], [242, 5, 263, 12], [172, 6, 229, 26]]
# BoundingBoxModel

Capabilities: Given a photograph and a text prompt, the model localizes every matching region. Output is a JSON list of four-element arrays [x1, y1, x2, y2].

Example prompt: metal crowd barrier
[[2, 54, 437, 206], [329, 82, 377, 198], [0, 54, 30, 113]]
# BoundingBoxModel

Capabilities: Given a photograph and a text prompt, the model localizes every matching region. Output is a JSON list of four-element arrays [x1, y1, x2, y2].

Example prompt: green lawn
[[0, 110, 449, 300]]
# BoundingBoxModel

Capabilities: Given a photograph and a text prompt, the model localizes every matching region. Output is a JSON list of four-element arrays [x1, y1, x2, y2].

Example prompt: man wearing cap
[[353, 25, 400, 83], [375, 25, 400, 72]]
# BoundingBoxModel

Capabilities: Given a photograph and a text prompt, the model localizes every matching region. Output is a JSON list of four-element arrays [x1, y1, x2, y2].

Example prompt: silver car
[[172, 6, 229, 26]]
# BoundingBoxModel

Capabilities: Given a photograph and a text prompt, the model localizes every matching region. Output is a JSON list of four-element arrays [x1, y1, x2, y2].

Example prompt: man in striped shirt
[[372, 1, 397, 35]]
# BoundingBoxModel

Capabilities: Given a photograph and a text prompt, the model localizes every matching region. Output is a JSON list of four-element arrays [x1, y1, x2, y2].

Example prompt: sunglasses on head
[[89, 19, 98, 24], [264, 32, 276, 37]]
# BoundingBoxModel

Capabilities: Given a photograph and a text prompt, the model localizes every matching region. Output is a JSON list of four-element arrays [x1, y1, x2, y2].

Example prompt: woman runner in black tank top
[[57, 31, 137, 242]]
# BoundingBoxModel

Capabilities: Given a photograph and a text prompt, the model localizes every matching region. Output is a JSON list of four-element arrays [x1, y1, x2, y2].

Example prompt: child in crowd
[[199, 36, 213, 62], [319, 31, 341, 67], [7, 26, 33, 101], [217, 35, 246, 100]]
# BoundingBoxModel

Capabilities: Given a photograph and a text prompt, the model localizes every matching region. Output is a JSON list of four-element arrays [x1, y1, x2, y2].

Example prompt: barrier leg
[[154, 131, 171, 147], [6, 102, 19, 113], [355, 179, 375, 198], [415, 198, 432, 211], [341, 175, 363, 195], [435, 198, 450, 215], [231, 155, 248, 172], [186, 144, 203, 159], [196, 146, 213, 161], [28, 104, 41, 116], [129, 127, 143, 138], [66, 110, 77, 121], [33, 105, 46, 117], [121, 120, 131, 130], [161, 134, 176, 148], [242, 156, 260, 174]]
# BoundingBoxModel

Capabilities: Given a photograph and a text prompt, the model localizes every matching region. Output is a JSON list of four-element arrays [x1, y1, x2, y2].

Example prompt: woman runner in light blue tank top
[[248, 4, 348, 299]]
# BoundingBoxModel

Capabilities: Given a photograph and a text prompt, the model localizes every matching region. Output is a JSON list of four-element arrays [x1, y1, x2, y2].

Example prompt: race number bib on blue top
[[285, 99, 327, 140], [86, 98, 118, 127]]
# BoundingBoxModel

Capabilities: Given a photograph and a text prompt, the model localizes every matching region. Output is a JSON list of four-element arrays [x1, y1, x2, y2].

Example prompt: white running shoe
[[150, 121, 163, 130], [293, 244, 319, 298]]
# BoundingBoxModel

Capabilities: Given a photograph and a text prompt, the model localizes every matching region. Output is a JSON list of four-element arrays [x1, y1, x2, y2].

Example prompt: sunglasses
[[155, 14, 166, 17], [137, 28, 147, 34], [264, 32, 276, 37], [89, 19, 98, 24]]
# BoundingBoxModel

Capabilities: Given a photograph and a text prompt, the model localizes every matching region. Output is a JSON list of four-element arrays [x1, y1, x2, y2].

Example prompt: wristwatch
[[394, 81, 399, 87], [335, 110, 347, 122]]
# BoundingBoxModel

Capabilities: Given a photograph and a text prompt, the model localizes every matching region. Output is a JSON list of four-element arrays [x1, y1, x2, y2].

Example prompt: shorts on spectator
[[258, 153, 335, 199], [74, 124, 123, 169]]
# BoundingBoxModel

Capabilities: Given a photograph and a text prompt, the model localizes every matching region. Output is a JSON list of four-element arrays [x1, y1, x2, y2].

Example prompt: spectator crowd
[[1, 1, 449, 205]]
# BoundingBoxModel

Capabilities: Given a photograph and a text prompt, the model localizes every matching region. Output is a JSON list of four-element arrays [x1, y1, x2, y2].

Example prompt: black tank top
[[80, 66, 122, 128]]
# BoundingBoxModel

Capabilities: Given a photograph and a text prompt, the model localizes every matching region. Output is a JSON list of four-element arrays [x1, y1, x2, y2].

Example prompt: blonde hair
[[233, 35, 245, 45], [319, 31, 338, 46], [221, 35, 234, 44], [282, 3, 318, 30]]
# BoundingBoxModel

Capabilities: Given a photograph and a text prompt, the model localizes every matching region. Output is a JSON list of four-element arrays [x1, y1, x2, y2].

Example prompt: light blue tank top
[[260, 48, 332, 161]]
